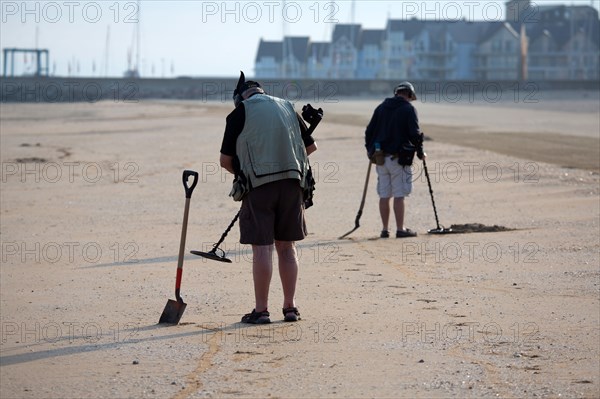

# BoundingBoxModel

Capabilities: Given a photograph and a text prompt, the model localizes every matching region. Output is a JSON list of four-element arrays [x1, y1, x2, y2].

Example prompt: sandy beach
[[1, 94, 599, 398]]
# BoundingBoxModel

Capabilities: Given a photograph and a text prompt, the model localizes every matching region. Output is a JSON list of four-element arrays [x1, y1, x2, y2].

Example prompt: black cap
[[233, 71, 263, 107]]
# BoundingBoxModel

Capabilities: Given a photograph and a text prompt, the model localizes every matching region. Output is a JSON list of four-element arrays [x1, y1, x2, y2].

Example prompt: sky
[[1, 0, 599, 78]]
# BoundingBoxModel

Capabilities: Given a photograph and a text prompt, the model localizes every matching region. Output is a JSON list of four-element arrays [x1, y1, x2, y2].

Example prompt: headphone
[[233, 71, 264, 107]]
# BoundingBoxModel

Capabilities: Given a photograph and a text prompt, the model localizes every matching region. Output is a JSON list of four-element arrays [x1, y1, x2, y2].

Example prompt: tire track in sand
[[356, 240, 419, 281], [172, 329, 220, 399], [446, 344, 509, 396]]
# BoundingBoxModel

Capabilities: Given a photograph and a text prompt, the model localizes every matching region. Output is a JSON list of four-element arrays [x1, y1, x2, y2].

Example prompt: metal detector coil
[[427, 227, 453, 234], [191, 248, 232, 263]]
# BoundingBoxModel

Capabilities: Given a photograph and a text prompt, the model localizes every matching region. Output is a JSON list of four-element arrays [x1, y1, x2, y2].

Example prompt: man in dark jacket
[[365, 82, 425, 238]]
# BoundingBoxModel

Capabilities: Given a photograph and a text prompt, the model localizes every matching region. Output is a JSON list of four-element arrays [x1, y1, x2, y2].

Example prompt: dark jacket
[[365, 96, 423, 156]]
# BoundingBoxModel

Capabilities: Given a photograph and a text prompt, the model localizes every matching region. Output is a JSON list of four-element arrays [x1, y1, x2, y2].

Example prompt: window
[[572, 40, 579, 51]]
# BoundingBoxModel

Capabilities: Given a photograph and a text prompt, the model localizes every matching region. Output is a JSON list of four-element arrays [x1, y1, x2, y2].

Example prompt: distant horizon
[[4, 75, 600, 83], [2, 0, 599, 78]]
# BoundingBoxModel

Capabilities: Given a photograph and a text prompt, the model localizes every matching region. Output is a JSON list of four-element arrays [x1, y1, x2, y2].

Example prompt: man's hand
[[417, 149, 427, 161]]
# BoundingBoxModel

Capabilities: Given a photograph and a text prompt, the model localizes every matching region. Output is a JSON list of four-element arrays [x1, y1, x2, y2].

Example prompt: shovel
[[339, 161, 372, 239], [159, 170, 198, 324]]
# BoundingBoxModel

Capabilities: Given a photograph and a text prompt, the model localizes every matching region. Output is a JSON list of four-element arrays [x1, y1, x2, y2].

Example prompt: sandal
[[396, 228, 417, 238], [282, 307, 301, 322], [241, 309, 271, 324]]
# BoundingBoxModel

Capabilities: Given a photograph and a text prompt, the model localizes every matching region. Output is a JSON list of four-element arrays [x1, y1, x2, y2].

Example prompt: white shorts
[[376, 155, 413, 198]]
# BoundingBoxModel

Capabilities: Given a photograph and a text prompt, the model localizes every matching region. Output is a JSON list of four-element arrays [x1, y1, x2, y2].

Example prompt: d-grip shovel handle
[[182, 170, 198, 198], [174, 170, 198, 303]]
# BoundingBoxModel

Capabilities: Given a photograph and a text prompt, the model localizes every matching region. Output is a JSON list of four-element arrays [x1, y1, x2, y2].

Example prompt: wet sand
[[325, 93, 600, 172]]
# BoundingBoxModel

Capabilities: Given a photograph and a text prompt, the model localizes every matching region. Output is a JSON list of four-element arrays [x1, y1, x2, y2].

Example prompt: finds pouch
[[303, 165, 316, 209], [229, 172, 250, 201], [397, 144, 416, 166], [374, 149, 386, 166], [369, 149, 386, 166]]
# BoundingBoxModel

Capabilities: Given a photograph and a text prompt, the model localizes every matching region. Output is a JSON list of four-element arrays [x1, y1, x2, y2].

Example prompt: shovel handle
[[355, 161, 372, 227], [183, 170, 198, 199]]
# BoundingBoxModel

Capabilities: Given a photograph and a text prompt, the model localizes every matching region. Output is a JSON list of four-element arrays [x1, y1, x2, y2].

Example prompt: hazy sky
[[1, 0, 599, 77]]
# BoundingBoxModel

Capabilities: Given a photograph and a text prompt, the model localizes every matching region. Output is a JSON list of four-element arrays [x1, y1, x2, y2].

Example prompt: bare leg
[[252, 244, 273, 312], [379, 197, 391, 231], [275, 240, 298, 309], [394, 197, 405, 231]]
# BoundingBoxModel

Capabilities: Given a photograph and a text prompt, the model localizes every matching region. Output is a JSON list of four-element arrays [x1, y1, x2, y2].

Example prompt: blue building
[[254, 1, 599, 80]]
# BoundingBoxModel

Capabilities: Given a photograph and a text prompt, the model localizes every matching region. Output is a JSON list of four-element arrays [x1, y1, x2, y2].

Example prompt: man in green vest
[[220, 72, 319, 324]]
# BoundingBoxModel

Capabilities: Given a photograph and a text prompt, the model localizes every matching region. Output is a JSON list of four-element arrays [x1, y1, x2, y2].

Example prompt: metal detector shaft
[[212, 209, 240, 251], [423, 159, 441, 230], [190, 209, 240, 263]]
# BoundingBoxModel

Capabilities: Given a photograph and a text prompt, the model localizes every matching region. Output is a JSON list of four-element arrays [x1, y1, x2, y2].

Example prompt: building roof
[[332, 24, 362, 46], [568, 6, 600, 48], [359, 29, 385, 48], [527, 24, 570, 48], [478, 21, 519, 44], [308, 42, 330, 62], [386, 19, 425, 40], [385, 19, 494, 46], [447, 21, 489, 44], [255, 37, 311, 64], [256, 5, 600, 66], [510, 5, 600, 48], [255, 39, 282, 63], [283, 36, 310, 63]]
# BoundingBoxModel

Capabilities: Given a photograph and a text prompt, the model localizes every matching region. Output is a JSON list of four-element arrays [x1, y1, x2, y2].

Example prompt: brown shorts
[[239, 179, 307, 245]]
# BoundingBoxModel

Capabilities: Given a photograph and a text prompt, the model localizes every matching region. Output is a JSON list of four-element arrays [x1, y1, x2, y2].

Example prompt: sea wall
[[1, 76, 598, 103]]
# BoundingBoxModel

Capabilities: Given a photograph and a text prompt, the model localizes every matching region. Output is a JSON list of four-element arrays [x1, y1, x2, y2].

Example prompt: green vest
[[235, 94, 309, 191]]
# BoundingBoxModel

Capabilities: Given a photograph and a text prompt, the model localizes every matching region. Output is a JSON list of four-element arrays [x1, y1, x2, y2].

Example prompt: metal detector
[[190, 210, 240, 263]]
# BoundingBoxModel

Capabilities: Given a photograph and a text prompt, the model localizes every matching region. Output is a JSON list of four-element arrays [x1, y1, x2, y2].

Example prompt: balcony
[[418, 64, 454, 72]]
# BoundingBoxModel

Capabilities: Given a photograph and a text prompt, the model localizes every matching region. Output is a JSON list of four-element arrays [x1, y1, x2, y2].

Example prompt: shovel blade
[[338, 226, 359, 240], [159, 299, 187, 324]]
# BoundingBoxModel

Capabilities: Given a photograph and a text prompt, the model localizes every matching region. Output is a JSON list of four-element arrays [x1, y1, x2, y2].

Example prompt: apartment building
[[254, 1, 599, 81]]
